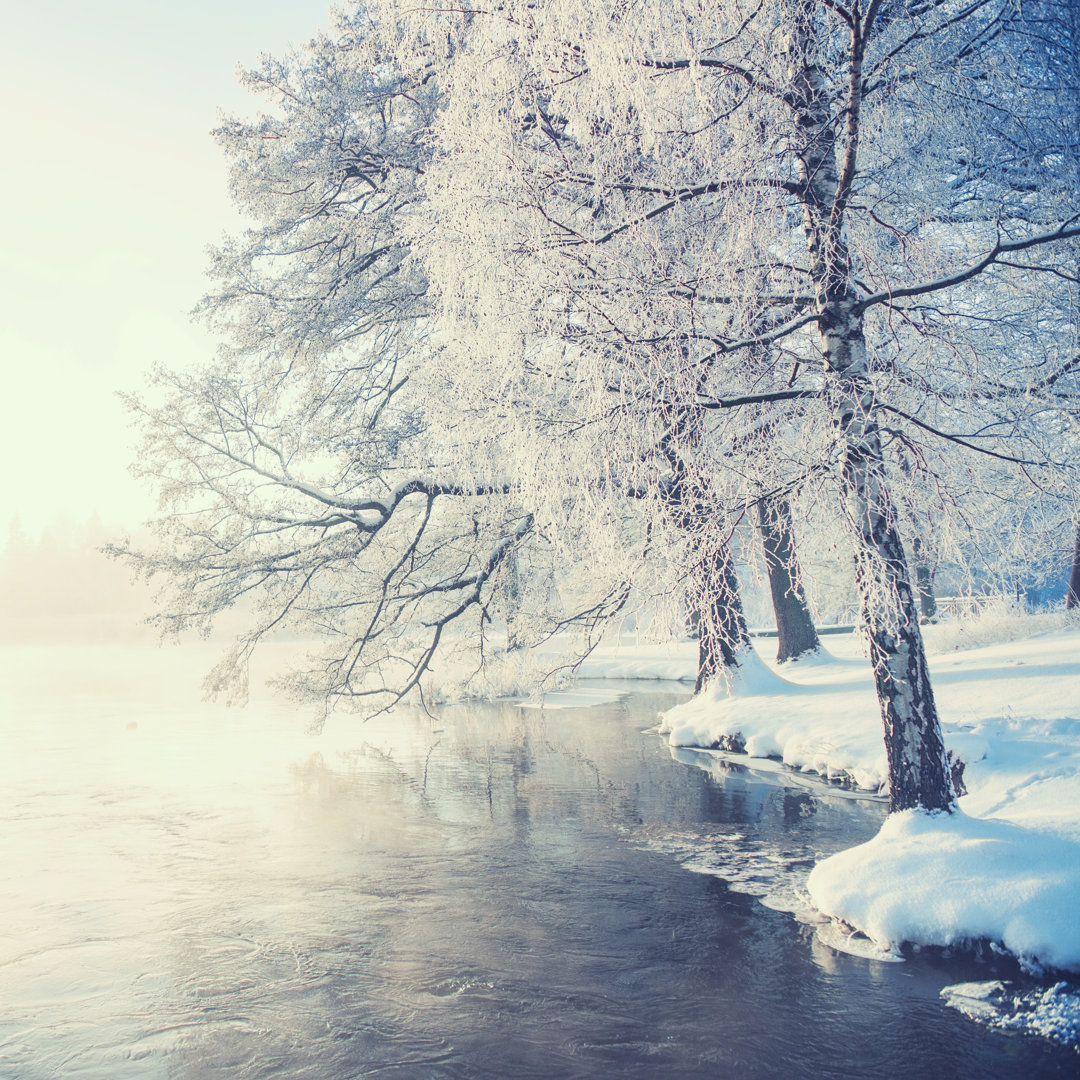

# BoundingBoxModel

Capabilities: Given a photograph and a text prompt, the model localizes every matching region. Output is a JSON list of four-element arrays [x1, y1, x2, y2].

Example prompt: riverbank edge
[[634, 620, 1080, 982]]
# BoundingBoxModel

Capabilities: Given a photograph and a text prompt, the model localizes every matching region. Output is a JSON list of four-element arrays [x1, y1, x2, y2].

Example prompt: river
[[0, 643, 1073, 1078]]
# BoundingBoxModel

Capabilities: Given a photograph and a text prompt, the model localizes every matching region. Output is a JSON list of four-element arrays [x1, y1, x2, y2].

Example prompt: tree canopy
[[116, 0, 1080, 812]]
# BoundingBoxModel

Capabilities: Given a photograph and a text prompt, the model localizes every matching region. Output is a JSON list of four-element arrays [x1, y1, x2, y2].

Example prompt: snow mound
[[807, 809, 1080, 973], [659, 647, 888, 791]]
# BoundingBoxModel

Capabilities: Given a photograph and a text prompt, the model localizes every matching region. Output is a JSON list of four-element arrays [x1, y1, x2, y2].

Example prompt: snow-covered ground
[[571, 615, 1080, 1046]]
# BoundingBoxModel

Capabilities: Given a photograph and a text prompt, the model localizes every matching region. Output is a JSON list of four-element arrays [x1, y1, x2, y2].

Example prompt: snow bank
[[659, 645, 888, 790], [655, 625, 1080, 975], [807, 809, 1080, 972]]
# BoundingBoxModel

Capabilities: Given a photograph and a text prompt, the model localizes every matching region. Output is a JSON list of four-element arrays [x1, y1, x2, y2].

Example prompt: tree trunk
[[822, 322, 954, 814], [915, 563, 937, 621], [786, 7, 955, 814], [658, 383, 751, 692], [844, 444, 955, 813], [913, 537, 938, 621], [503, 552, 523, 651], [691, 541, 751, 694], [757, 495, 820, 663], [1067, 522, 1080, 610]]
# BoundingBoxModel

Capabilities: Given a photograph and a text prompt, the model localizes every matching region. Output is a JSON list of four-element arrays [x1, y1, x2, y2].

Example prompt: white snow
[[583, 621, 1080, 976], [576, 639, 698, 682], [807, 808, 1080, 972], [659, 645, 890, 790]]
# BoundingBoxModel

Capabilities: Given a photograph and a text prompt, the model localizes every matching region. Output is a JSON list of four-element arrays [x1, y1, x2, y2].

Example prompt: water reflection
[[0, 645, 1073, 1078]]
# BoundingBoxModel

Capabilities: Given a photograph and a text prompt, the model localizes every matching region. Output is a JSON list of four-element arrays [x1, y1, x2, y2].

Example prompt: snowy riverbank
[[574, 614, 1080, 1042]]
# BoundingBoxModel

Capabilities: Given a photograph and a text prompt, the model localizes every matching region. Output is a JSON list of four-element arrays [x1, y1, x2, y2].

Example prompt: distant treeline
[[1, 515, 150, 637]]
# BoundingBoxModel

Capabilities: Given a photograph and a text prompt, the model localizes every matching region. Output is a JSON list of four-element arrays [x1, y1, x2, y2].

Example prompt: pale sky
[[1, 0, 333, 536]]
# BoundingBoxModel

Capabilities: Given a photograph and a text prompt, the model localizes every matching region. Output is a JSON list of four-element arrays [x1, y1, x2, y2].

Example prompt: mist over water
[[0, 643, 1073, 1078]]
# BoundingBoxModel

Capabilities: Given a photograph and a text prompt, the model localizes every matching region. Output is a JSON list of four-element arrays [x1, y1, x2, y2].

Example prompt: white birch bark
[[783, 0, 954, 811]]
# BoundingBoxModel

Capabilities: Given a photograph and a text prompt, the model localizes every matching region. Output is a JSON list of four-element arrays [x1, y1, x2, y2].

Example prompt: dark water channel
[[0, 645, 1073, 1078]]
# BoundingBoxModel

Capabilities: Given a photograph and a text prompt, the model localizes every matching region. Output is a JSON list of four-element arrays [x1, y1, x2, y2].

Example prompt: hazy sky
[[1, 0, 333, 536]]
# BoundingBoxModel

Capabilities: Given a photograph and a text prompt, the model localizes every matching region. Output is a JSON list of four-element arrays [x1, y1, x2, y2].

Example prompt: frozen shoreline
[[574, 617, 1080, 1044]]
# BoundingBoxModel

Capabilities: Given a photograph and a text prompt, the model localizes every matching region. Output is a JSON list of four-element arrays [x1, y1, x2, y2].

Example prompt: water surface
[[0, 644, 1073, 1078]]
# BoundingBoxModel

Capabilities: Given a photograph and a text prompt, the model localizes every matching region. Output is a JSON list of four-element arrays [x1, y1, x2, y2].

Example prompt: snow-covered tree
[[117, 0, 1080, 815], [114, 17, 661, 713], [374, 0, 1080, 811]]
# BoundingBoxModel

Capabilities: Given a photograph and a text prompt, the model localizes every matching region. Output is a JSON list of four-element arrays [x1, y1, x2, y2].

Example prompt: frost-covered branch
[[859, 220, 1080, 310]]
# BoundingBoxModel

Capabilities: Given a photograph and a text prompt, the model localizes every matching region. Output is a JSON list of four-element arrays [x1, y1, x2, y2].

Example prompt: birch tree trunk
[[786, 1, 954, 813], [757, 495, 820, 663]]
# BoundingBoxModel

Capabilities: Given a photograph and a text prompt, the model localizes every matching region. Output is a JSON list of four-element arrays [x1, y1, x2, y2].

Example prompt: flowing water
[[0, 643, 1073, 1078]]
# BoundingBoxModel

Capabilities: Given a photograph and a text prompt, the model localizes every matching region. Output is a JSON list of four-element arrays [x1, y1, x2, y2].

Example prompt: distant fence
[[933, 595, 1003, 619]]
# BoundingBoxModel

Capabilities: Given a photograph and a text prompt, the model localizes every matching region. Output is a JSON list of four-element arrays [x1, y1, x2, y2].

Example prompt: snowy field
[[569, 612, 1080, 1047]]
